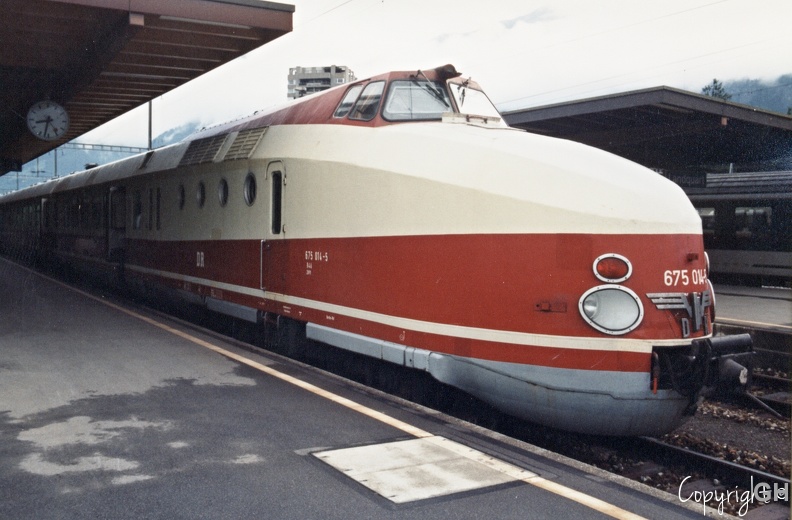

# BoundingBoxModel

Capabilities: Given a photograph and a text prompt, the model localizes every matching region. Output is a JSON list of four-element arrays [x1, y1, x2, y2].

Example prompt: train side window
[[90, 193, 102, 230], [110, 189, 125, 230], [218, 178, 229, 207], [697, 207, 715, 236], [51, 200, 58, 229], [67, 196, 80, 229], [271, 171, 282, 235], [197, 182, 206, 208], [178, 184, 185, 210], [333, 85, 363, 118], [80, 195, 90, 230], [156, 187, 161, 230], [42, 198, 52, 229], [148, 188, 153, 230], [95, 194, 103, 229], [735, 206, 772, 247], [133, 191, 142, 230], [349, 81, 385, 121], [244, 173, 257, 206], [57, 199, 66, 230]]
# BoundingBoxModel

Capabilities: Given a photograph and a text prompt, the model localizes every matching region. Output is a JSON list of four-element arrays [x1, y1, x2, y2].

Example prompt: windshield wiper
[[414, 70, 450, 107], [457, 78, 471, 107]]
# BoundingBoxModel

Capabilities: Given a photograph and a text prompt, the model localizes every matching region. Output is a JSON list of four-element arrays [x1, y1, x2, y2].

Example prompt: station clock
[[26, 100, 70, 141]]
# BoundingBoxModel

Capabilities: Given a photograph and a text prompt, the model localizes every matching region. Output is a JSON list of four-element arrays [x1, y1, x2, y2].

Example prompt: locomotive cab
[[336, 64, 507, 129]]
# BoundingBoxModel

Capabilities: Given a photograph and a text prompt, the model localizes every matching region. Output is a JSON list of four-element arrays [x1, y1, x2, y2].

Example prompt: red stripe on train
[[126, 232, 708, 341]]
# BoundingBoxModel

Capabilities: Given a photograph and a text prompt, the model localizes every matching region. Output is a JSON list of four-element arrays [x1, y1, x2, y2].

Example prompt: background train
[[685, 171, 792, 287], [0, 64, 752, 437]]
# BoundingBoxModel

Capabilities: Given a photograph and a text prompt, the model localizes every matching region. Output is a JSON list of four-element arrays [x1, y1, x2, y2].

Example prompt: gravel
[[665, 400, 791, 476]]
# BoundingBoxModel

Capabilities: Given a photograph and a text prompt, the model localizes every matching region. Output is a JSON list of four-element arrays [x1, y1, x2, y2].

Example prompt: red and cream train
[[0, 65, 752, 436]]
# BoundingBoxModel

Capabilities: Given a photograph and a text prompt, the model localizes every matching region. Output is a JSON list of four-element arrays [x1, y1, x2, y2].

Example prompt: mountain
[[722, 75, 792, 115], [152, 121, 201, 148]]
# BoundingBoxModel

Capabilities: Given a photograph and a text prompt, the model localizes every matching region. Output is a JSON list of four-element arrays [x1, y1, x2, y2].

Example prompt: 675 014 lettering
[[664, 269, 707, 287]]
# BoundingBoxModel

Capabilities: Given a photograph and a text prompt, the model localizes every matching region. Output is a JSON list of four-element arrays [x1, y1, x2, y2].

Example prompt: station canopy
[[503, 87, 792, 181], [0, 0, 294, 176]]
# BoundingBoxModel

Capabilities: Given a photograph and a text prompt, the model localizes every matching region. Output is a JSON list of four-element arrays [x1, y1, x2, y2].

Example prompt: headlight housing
[[592, 253, 632, 283], [578, 285, 644, 335]]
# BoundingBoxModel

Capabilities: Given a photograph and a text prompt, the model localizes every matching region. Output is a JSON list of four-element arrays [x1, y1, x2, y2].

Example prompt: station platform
[[0, 258, 755, 519], [713, 284, 792, 334]]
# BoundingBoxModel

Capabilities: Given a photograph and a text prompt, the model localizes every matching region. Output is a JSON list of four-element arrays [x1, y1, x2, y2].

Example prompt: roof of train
[[1, 0, 294, 176]]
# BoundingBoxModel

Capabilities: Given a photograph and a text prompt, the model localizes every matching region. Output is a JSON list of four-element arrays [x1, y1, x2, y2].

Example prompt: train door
[[107, 186, 126, 263], [260, 161, 285, 291]]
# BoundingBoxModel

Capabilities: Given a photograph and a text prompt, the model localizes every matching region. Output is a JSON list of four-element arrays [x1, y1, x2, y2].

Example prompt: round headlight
[[579, 285, 644, 335]]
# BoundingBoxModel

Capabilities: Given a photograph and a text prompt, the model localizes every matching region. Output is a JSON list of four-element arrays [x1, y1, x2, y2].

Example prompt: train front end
[[429, 70, 755, 435]]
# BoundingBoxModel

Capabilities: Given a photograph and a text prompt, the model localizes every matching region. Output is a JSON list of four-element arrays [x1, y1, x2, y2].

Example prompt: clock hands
[[35, 116, 54, 138]]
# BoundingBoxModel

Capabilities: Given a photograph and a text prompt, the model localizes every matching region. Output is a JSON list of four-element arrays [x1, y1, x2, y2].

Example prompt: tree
[[701, 79, 732, 100]]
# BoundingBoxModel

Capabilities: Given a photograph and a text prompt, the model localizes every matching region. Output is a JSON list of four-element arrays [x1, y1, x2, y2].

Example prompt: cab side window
[[349, 81, 384, 121], [333, 85, 363, 118]]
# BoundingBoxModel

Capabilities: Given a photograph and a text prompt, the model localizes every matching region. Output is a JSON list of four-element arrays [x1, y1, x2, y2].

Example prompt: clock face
[[27, 101, 70, 141]]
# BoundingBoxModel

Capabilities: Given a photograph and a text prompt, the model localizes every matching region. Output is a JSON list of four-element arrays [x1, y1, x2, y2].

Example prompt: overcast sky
[[79, 0, 791, 147]]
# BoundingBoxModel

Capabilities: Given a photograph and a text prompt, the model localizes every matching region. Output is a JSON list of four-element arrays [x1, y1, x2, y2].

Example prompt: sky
[[78, 0, 791, 148]]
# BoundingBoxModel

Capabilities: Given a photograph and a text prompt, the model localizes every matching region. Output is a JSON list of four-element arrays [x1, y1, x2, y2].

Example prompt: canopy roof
[[503, 86, 792, 175], [1, 0, 293, 175]]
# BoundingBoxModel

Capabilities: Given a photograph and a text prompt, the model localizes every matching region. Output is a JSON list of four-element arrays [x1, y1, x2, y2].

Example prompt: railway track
[[637, 437, 789, 492], [593, 436, 790, 517], [750, 371, 792, 418], [715, 322, 792, 418]]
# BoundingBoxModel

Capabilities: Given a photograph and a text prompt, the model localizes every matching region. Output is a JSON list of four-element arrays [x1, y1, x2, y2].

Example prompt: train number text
[[305, 250, 329, 262], [663, 269, 706, 287], [305, 250, 329, 276]]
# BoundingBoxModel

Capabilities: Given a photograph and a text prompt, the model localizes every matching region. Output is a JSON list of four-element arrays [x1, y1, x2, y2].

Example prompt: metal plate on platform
[[313, 436, 535, 504]]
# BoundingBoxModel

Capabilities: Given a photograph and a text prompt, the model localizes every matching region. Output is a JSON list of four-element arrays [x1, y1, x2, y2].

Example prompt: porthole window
[[218, 178, 229, 207], [178, 184, 185, 210], [196, 181, 206, 208], [244, 173, 257, 206]]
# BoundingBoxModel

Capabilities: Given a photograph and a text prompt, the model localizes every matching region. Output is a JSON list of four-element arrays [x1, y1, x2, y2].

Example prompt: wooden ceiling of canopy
[[1, 0, 293, 175]]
